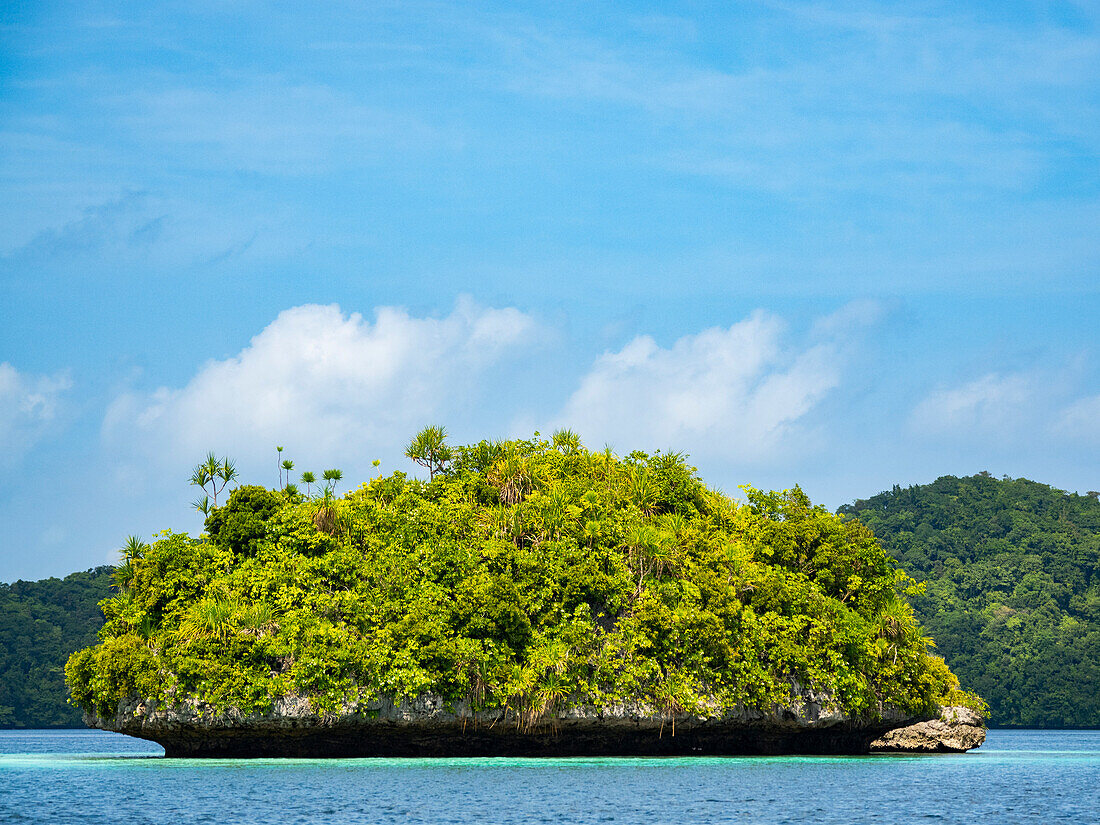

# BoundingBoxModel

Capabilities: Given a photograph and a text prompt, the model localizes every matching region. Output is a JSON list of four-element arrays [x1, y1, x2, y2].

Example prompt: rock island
[[67, 431, 985, 757]]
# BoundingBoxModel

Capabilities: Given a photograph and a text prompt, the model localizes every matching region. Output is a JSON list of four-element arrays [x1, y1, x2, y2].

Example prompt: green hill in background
[[840, 474, 1100, 728], [0, 567, 113, 727]]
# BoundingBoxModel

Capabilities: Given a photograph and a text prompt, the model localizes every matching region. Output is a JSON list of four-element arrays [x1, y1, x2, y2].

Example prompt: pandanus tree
[[300, 471, 316, 497], [113, 535, 148, 592], [551, 428, 581, 453], [405, 425, 452, 479], [488, 451, 534, 505], [312, 469, 344, 534], [321, 468, 342, 495], [178, 596, 239, 643], [190, 452, 238, 513]]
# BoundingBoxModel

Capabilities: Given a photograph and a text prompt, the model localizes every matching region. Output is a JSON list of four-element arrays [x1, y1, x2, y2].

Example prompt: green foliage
[[0, 567, 114, 728], [841, 474, 1100, 727], [66, 435, 972, 726], [205, 485, 283, 558], [300, 471, 316, 496], [190, 452, 238, 510], [405, 425, 452, 480]]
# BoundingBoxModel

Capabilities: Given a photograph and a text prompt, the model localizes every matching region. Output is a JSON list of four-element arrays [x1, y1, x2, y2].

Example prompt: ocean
[[1, 729, 1097, 824]]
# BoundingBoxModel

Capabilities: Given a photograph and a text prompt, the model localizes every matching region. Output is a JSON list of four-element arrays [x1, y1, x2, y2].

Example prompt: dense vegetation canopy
[[841, 474, 1100, 728], [0, 567, 113, 727], [65, 433, 975, 728]]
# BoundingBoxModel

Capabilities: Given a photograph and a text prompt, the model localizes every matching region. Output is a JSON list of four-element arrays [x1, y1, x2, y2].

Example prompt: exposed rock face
[[87, 689, 928, 758], [870, 705, 985, 753]]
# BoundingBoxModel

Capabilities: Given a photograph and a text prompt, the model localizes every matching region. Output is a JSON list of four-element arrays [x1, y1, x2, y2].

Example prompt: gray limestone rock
[[870, 705, 986, 753], [86, 687, 929, 757]]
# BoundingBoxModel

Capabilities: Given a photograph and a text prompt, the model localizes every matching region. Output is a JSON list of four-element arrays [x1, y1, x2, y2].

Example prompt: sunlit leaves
[[67, 432, 976, 725]]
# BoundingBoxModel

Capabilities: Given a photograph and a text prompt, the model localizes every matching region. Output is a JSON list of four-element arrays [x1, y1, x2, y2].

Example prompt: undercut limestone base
[[85, 692, 941, 758]]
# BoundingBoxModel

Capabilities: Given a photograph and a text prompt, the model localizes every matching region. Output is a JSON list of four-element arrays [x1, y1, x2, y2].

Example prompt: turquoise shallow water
[[1, 729, 1097, 824]]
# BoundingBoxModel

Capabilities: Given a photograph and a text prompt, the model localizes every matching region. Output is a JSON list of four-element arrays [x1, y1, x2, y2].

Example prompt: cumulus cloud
[[104, 298, 540, 468], [0, 362, 72, 463], [909, 372, 1034, 436], [546, 306, 871, 463]]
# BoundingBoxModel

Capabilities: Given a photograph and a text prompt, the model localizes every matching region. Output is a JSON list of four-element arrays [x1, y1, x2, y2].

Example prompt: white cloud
[[1055, 394, 1100, 444], [908, 367, 1100, 457], [0, 362, 72, 463], [910, 372, 1033, 435], [104, 298, 540, 469], [546, 306, 868, 463]]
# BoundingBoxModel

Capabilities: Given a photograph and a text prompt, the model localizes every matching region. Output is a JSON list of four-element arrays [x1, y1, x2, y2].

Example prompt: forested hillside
[[841, 474, 1100, 728], [0, 567, 113, 727]]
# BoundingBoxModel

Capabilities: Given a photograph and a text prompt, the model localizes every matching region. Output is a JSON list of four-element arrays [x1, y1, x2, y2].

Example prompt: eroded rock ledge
[[870, 705, 986, 753], [87, 690, 931, 758]]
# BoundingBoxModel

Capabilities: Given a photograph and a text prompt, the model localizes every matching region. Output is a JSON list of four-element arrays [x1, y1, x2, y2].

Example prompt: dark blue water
[[1, 729, 1097, 824]]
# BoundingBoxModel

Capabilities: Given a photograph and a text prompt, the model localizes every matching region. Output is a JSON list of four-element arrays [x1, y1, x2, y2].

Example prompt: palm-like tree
[[405, 425, 452, 479], [625, 466, 658, 515], [321, 468, 343, 495], [281, 459, 294, 490], [551, 428, 581, 453], [875, 598, 916, 664], [237, 602, 277, 636], [300, 471, 316, 496], [113, 535, 148, 591], [190, 452, 238, 508], [123, 535, 147, 561], [276, 445, 284, 487], [179, 596, 238, 643], [533, 672, 569, 732], [487, 452, 533, 505], [313, 487, 342, 535]]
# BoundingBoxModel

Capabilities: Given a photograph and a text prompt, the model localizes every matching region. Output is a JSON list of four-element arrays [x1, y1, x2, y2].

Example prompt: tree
[[281, 459, 294, 491], [205, 485, 282, 557], [190, 453, 238, 509], [841, 473, 1100, 726], [0, 567, 114, 728], [552, 428, 581, 452], [113, 535, 147, 592], [322, 469, 343, 496], [300, 471, 316, 497], [405, 425, 452, 479], [66, 433, 982, 738]]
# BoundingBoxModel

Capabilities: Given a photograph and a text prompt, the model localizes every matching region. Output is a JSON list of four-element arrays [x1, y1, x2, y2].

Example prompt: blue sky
[[1, 1, 1098, 581]]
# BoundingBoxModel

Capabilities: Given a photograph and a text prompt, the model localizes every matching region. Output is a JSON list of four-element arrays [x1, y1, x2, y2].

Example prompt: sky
[[1, 0, 1098, 581]]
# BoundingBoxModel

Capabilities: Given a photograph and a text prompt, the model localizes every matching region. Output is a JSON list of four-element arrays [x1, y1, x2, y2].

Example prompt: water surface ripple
[[1, 729, 1097, 824]]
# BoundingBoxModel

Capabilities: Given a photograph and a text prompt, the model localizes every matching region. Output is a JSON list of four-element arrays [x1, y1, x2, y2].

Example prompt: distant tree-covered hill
[[0, 567, 113, 728], [840, 474, 1100, 728]]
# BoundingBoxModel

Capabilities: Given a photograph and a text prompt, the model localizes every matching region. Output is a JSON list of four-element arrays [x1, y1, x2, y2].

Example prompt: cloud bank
[[104, 298, 540, 469], [546, 305, 873, 463]]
